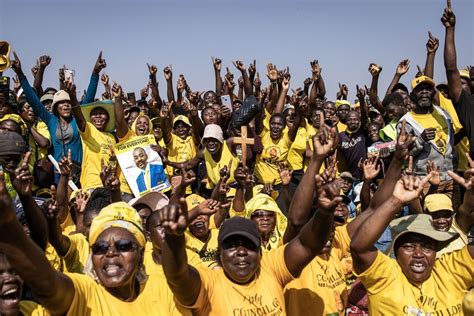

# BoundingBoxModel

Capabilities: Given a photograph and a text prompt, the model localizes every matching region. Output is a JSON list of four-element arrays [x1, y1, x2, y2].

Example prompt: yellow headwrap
[[131, 113, 153, 136], [89, 201, 146, 247], [335, 100, 351, 109], [245, 193, 287, 252], [0, 114, 27, 136]]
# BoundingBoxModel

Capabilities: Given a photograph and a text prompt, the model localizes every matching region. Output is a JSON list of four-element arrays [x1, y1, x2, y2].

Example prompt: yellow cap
[[186, 194, 205, 211], [460, 69, 470, 80], [173, 115, 191, 127], [0, 114, 27, 136], [423, 194, 453, 213], [89, 202, 146, 247], [411, 75, 435, 90], [335, 100, 351, 109]]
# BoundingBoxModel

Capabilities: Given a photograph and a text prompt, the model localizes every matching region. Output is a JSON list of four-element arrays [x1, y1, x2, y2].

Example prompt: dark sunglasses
[[91, 239, 139, 255]]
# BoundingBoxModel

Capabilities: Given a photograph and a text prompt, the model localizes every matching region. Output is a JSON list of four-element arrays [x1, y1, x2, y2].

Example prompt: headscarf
[[245, 193, 287, 252], [131, 113, 153, 136]]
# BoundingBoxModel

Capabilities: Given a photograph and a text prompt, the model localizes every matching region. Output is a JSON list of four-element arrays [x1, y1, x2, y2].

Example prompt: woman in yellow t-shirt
[[0, 191, 190, 315], [160, 173, 342, 316], [254, 109, 301, 185]]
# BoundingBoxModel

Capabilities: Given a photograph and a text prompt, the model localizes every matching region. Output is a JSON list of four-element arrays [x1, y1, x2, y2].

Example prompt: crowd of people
[[0, 1, 472, 315]]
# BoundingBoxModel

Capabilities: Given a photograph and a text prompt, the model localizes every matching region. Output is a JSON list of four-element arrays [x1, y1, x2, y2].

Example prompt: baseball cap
[[340, 172, 355, 181], [459, 70, 470, 80], [173, 115, 191, 127], [391, 83, 409, 94], [129, 191, 169, 212], [424, 194, 453, 213], [411, 75, 435, 91], [388, 214, 458, 255], [202, 124, 224, 143], [40, 94, 54, 103], [218, 217, 261, 249]]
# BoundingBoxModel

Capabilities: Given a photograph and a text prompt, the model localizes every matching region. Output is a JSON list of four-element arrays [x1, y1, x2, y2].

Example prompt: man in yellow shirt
[[161, 150, 344, 315]]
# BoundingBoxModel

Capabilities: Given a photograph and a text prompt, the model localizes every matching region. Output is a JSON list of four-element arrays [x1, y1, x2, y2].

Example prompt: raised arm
[[10, 152, 48, 250], [233, 60, 252, 97], [82, 51, 106, 105], [159, 102, 173, 145], [164, 65, 175, 102], [147, 63, 163, 108], [0, 171, 75, 315], [385, 59, 410, 97], [448, 153, 474, 234], [161, 199, 202, 306], [284, 173, 341, 277], [359, 156, 381, 212], [442, 0, 463, 102], [45, 186, 72, 257], [424, 31, 439, 79], [10, 52, 53, 124], [351, 173, 431, 273], [112, 82, 128, 139], [66, 80, 86, 132], [283, 121, 334, 243], [56, 150, 73, 224], [357, 85, 369, 129], [265, 64, 279, 113], [212, 57, 223, 97], [368, 63, 384, 113], [274, 73, 290, 114], [33, 55, 51, 97]]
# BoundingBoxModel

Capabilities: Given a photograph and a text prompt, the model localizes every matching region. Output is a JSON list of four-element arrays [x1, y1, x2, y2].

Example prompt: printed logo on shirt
[[402, 302, 463, 315], [232, 295, 284, 316], [340, 136, 363, 150]]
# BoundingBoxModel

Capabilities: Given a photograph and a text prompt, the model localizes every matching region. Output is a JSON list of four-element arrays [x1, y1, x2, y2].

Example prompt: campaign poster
[[115, 135, 170, 197]]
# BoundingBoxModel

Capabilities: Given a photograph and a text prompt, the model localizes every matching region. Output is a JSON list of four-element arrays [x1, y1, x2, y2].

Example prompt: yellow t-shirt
[[66, 272, 189, 315], [439, 93, 470, 171], [284, 225, 351, 315], [45, 243, 64, 272], [204, 141, 239, 189], [63, 233, 90, 273], [410, 110, 449, 156], [29, 120, 51, 191], [166, 134, 197, 176], [79, 122, 115, 190], [143, 241, 203, 273], [337, 121, 347, 133], [356, 247, 474, 315], [185, 229, 219, 269], [255, 129, 293, 185], [287, 125, 308, 171], [186, 245, 294, 315], [19, 300, 48, 316]]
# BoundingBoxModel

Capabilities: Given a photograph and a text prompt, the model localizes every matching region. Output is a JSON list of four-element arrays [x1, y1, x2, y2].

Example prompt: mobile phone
[[220, 95, 232, 111], [64, 69, 75, 83], [127, 92, 136, 104]]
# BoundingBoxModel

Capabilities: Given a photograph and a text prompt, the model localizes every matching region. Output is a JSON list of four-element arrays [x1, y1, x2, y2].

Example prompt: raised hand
[[396, 59, 410, 76], [147, 63, 158, 77], [392, 174, 432, 204], [100, 157, 120, 191], [356, 84, 366, 100], [101, 73, 109, 86], [93, 51, 107, 74], [262, 179, 276, 196], [315, 174, 342, 212], [313, 113, 338, 158], [310, 60, 321, 81], [395, 120, 416, 161], [426, 160, 441, 186], [304, 77, 313, 88], [193, 199, 221, 216], [163, 65, 173, 81], [31, 64, 39, 78], [448, 153, 474, 193], [279, 163, 293, 186], [10, 152, 33, 197], [12, 75, 20, 91], [160, 102, 171, 118], [238, 77, 244, 88], [254, 72, 261, 89], [361, 155, 381, 181], [58, 149, 73, 177], [426, 31, 439, 54], [111, 81, 123, 100], [282, 73, 290, 90], [74, 190, 89, 215], [44, 186, 59, 221], [415, 65, 424, 78], [224, 67, 234, 83], [160, 198, 188, 236], [10, 52, 23, 75], [140, 85, 149, 100], [368, 63, 382, 76], [234, 162, 253, 187], [211, 57, 222, 72], [441, 0, 455, 28], [38, 55, 51, 69], [266, 63, 278, 82], [338, 82, 348, 99], [0, 169, 16, 224], [248, 59, 256, 77], [233, 60, 246, 72], [63, 79, 76, 96]]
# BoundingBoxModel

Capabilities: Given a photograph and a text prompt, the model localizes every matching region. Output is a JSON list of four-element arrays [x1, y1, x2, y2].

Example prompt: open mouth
[[1, 286, 20, 305], [103, 262, 123, 276], [410, 261, 426, 273], [235, 261, 249, 268], [193, 221, 205, 229]]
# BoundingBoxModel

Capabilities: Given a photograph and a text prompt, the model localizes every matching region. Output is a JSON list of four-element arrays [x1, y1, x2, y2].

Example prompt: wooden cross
[[233, 126, 255, 167]]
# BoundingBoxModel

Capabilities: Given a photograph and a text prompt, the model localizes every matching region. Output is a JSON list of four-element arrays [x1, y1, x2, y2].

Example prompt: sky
[[1, 0, 473, 101]]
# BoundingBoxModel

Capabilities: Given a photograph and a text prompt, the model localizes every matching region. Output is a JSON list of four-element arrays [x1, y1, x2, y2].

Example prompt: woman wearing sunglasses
[[0, 169, 185, 315]]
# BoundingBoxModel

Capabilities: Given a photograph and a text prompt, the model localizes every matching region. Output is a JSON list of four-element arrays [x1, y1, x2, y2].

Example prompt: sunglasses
[[91, 239, 139, 255]]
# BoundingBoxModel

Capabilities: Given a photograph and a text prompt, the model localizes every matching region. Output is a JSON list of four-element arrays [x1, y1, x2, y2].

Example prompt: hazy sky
[[1, 0, 473, 101]]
